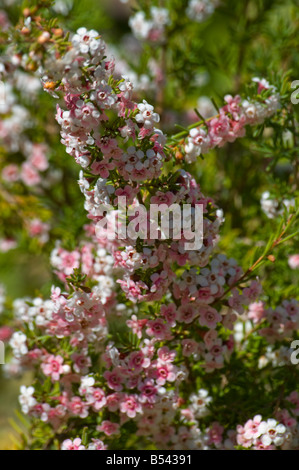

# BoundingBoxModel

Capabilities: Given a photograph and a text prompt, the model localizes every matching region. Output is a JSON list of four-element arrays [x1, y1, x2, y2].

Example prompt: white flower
[[197, 267, 225, 294], [242, 100, 257, 120], [135, 100, 160, 129], [19, 386, 36, 414], [150, 7, 171, 27], [260, 191, 294, 219], [186, 0, 215, 23], [72, 28, 105, 58], [190, 389, 212, 418], [79, 375, 95, 395], [119, 76, 134, 100], [185, 128, 211, 162], [93, 275, 115, 304], [242, 78, 281, 125], [129, 12, 153, 40], [9, 332, 28, 357], [260, 191, 279, 219], [252, 77, 271, 89], [258, 419, 287, 447], [90, 83, 117, 108]]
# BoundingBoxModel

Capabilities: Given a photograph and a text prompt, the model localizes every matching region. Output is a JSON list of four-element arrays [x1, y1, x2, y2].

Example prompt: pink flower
[[0, 10, 9, 30], [177, 304, 198, 324], [41, 355, 70, 381], [126, 315, 147, 339], [288, 254, 299, 269], [86, 388, 106, 410], [68, 397, 89, 418], [2, 164, 19, 182], [243, 415, 263, 440], [276, 409, 297, 429], [209, 114, 230, 140], [150, 191, 176, 205], [181, 339, 199, 357], [283, 299, 299, 319], [196, 287, 215, 304], [208, 422, 224, 446], [29, 144, 49, 171], [243, 280, 262, 303], [145, 318, 172, 340], [120, 394, 142, 418], [253, 439, 275, 450], [160, 304, 177, 326], [60, 250, 81, 275], [204, 329, 218, 348], [155, 425, 176, 444], [106, 393, 123, 412], [104, 369, 124, 391], [228, 289, 246, 314], [61, 438, 85, 450], [117, 278, 148, 303], [198, 306, 221, 329], [28, 219, 50, 243], [157, 346, 176, 363], [0, 326, 13, 342], [20, 162, 41, 186], [248, 301, 265, 324], [98, 420, 120, 436], [223, 94, 242, 116], [97, 137, 118, 154], [90, 160, 114, 178], [259, 327, 281, 343], [114, 185, 139, 204], [287, 391, 299, 409], [138, 379, 158, 403], [88, 439, 107, 450], [155, 363, 176, 386], [0, 238, 17, 252], [71, 353, 91, 374], [127, 351, 150, 373], [236, 425, 253, 448]]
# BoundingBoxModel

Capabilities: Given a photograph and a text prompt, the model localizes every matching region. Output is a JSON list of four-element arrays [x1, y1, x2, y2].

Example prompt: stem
[[212, 214, 295, 305], [169, 114, 219, 142]]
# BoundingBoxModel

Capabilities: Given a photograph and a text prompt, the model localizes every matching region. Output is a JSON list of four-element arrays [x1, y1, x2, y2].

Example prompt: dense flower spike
[[0, 26, 264, 449]]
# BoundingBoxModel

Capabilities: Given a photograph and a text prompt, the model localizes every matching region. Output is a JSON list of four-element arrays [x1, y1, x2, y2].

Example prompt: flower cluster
[[236, 415, 289, 449], [0, 26, 269, 450], [0, 63, 51, 187], [0, 50, 60, 249], [184, 79, 281, 163], [61, 437, 106, 450], [248, 299, 299, 342]]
